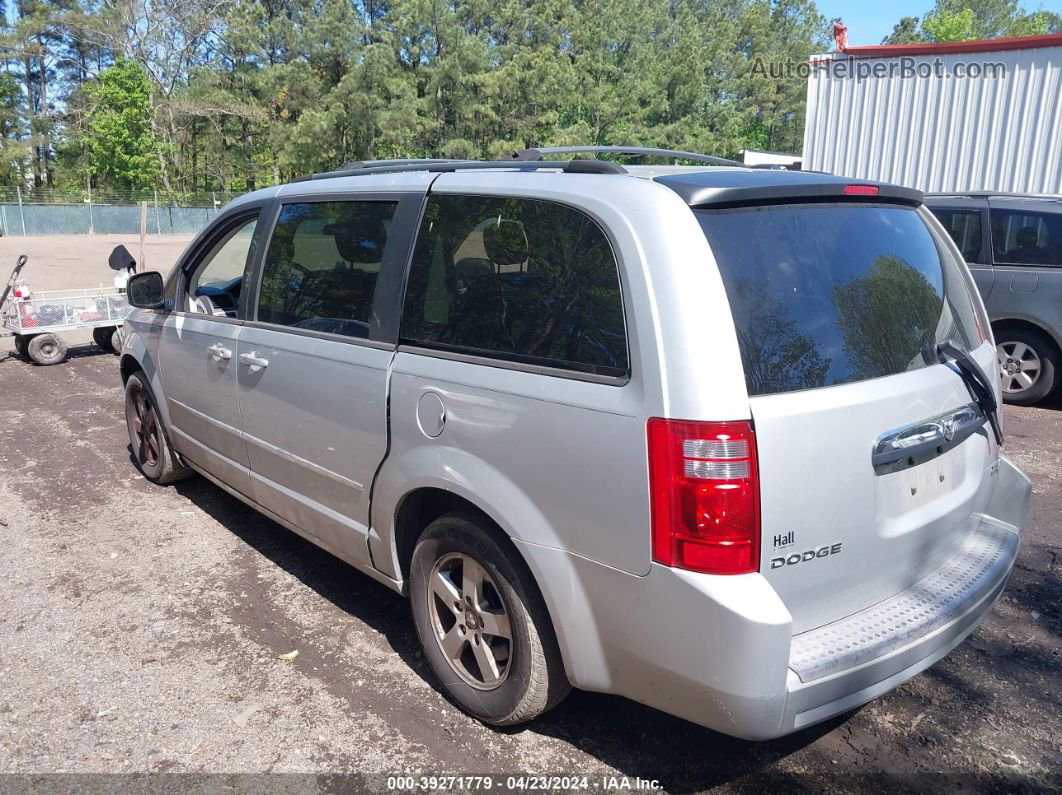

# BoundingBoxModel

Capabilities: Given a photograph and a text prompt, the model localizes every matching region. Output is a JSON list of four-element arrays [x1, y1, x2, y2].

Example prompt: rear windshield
[[696, 203, 980, 396]]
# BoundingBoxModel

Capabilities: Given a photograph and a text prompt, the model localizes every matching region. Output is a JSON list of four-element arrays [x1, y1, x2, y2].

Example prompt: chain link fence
[[0, 187, 243, 236]]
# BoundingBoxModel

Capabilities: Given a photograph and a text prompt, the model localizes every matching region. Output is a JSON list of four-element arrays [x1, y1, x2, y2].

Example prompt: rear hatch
[[694, 198, 999, 633]]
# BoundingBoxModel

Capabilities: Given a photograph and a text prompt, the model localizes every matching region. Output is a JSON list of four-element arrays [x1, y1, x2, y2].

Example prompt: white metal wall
[[803, 46, 1062, 194]]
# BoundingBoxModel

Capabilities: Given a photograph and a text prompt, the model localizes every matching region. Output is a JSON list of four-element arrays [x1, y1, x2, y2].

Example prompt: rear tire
[[27, 333, 67, 365], [996, 327, 1059, 406], [410, 512, 570, 726], [124, 371, 191, 484], [93, 326, 118, 353]]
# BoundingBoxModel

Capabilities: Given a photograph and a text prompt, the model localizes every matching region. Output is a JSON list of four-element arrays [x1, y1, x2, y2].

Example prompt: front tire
[[124, 371, 191, 484], [410, 513, 570, 725], [996, 328, 1059, 405], [27, 333, 67, 365]]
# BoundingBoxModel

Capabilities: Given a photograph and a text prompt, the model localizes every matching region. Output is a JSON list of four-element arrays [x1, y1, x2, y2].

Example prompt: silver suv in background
[[119, 148, 1031, 740], [927, 193, 1062, 405]]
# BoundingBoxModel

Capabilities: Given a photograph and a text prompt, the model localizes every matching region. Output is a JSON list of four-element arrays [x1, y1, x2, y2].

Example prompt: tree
[[885, 0, 1060, 44], [736, 0, 828, 154], [9, 0, 76, 189], [82, 57, 162, 189], [931, 0, 1022, 39], [0, 0, 838, 193], [922, 7, 977, 41], [883, 16, 926, 44], [0, 71, 29, 184]]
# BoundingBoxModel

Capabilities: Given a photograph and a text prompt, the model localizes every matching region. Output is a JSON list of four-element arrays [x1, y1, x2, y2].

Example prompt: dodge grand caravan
[[119, 147, 1031, 740]]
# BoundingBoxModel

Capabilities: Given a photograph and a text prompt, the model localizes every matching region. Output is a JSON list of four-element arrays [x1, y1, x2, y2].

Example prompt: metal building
[[802, 33, 1062, 194]]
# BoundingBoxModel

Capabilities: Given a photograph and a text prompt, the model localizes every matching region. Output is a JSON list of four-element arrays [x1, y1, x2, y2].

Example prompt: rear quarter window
[[697, 203, 980, 396], [400, 194, 628, 378], [929, 207, 983, 263]]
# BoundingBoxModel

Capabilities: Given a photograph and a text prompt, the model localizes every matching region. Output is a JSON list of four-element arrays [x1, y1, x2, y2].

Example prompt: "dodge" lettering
[[771, 542, 843, 569]]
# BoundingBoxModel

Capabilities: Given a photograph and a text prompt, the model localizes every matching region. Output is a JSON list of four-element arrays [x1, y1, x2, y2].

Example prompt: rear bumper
[[519, 454, 1031, 740], [782, 549, 1011, 735]]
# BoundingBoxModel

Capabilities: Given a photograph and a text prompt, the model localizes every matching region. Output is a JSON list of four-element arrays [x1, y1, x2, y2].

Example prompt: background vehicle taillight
[[647, 418, 760, 575]]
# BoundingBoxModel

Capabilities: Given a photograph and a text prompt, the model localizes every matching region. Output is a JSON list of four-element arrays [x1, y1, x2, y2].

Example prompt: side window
[[186, 215, 259, 316], [991, 209, 1062, 266], [401, 195, 628, 377], [929, 208, 982, 263], [257, 201, 398, 338]]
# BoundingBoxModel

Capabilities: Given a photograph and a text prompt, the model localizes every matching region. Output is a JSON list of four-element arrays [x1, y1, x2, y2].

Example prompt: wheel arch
[[991, 316, 1062, 358], [118, 337, 173, 430], [370, 451, 581, 683], [119, 353, 140, 384]]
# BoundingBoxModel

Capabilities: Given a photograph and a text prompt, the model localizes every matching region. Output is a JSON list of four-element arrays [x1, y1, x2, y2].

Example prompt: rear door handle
[[238, 351, 269, 369], [872, 403, 983, 473], [207, 343, 232, 361]]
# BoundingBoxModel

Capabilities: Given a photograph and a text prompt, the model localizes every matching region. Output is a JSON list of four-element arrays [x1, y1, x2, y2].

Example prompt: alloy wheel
[[130, 388, 161, 468], [997, 340, 1041, 395], [426, 552, 513, 690]]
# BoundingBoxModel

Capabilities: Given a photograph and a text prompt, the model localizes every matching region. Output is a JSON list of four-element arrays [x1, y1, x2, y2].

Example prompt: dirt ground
[[0, 242, 1059, 791]]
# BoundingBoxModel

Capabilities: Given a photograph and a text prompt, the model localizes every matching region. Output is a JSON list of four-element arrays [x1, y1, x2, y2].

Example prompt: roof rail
[[925, 191, 1061, 200], [338, 158, 464, 170], [291, 158, 470, 183], [291, 158, 626, 183], [512, 145, 742, 167]]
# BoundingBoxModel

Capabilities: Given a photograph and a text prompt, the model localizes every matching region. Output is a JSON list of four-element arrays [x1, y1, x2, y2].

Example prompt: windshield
[[696, 203, 980, 396]]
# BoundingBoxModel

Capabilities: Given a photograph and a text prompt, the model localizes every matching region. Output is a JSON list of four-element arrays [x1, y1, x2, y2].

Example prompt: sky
[[814, 0, 1062, 47]]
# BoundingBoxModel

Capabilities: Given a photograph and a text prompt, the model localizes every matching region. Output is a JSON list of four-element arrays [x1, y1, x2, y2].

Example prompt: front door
[[235, 196, 415, 565], [159, 210, 262, 495]]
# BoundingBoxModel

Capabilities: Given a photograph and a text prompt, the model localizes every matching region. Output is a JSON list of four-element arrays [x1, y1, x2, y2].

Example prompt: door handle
[[207, 343, 232, 361], [871, 403, 983, 472], [239, 351, 269, 369]]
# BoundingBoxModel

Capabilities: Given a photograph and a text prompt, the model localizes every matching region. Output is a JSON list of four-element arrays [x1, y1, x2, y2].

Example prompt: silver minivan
[[119, 149, 1031, 740], [927, 193, 1062, 405]]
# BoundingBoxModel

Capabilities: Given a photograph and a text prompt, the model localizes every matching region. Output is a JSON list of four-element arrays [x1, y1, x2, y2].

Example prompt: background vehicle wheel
[[410, 512, 570, 725], [26, 333, 67, 365], [92, 326, 118, 352], [110, 327, 122, 353], [996, 328, 1059, 406], [124, 371, 192, 484], [13, 334, 30, 358]]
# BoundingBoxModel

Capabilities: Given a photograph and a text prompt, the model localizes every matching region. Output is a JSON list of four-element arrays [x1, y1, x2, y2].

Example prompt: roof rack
[[512, 145, 742, 167], [291, 158, 626, 183]]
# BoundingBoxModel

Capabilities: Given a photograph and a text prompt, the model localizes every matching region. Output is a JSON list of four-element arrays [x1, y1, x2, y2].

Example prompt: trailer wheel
[[13, 334, 30, 358], [27, 333, 68, 365], [93, 326, 119, 353]]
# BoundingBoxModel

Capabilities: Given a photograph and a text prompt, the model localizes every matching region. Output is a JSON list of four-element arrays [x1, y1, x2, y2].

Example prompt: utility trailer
[[1, 255, 131, 365]]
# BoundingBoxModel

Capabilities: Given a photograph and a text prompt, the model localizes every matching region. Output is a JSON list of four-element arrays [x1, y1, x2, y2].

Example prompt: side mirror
[[127, 271, 166, 309]]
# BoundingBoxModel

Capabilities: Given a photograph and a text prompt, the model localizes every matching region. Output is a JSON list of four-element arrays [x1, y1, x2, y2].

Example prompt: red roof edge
[[839, 32, 1062, 59]]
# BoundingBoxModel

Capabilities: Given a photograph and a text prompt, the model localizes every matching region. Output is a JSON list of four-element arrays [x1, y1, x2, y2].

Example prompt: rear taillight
[[647, 418, 760, 575], [842, 184, 879, 195]]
